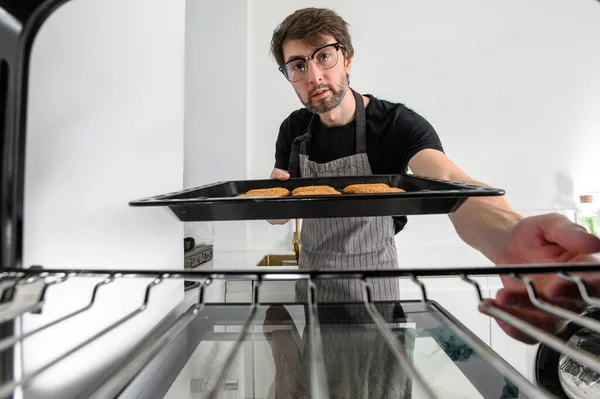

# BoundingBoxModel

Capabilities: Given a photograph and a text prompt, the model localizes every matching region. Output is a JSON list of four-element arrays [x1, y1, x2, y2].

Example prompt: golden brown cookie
[[237, 187, 290, 197], [291, 185, 341, 196], [342, 183, 406, 194]]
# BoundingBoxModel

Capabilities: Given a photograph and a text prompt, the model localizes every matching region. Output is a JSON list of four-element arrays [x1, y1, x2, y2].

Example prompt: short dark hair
[[270, 7, 354, 67]]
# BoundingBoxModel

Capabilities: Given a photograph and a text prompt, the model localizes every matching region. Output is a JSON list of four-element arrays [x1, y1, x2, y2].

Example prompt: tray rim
[[128, 174, 505, 207]]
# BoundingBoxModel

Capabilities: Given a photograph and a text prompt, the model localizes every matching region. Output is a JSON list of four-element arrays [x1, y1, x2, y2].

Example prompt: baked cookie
[[291, 185, 341, 196], [342, 183, 405, 194], [237, 187, 290, 197]]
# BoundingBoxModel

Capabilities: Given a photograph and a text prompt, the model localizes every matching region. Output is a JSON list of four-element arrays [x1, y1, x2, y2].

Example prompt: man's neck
[[319, 89, 357, 127]]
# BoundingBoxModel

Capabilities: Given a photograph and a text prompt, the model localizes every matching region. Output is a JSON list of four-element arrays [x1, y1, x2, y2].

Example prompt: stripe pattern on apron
[[267, 89, 411, 399], [289, 88, 400, 303]]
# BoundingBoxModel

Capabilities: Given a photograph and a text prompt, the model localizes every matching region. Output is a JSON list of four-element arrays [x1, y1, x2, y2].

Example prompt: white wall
[[184, 0, 249, 251], [21, 0, 185, 396], [184, 0, 600, 257]]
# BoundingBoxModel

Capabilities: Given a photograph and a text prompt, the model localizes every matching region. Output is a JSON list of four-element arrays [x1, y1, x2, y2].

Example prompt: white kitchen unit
[[487, 277, 532, 381]]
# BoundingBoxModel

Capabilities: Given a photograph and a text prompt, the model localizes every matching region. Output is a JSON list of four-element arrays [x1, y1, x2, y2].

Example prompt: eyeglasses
[[279, 43, 345, 82]]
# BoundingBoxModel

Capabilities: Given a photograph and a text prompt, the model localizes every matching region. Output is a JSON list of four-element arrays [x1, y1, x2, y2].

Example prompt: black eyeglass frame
[[278, 42, 345, 82]]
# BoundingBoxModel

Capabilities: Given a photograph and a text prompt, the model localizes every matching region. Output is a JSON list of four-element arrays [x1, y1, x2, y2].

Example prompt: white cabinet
[[163, 339, 249, 399], [225, 281, 296, 303], [487, 280, 531, 381], [252, 340, 277, 399], [224, 281, 298, 398], [225, 281, 253, 303]]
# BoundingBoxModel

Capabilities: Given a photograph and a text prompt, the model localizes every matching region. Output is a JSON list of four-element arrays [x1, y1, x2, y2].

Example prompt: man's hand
[[267, 168, 291, 225], [484, 213, 600, 343], [270, 168, 290, 181]]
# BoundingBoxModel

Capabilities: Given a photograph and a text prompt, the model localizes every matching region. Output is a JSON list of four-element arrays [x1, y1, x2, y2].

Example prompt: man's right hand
[[480, 214, 600, 344], [267, 168, 291, 225]]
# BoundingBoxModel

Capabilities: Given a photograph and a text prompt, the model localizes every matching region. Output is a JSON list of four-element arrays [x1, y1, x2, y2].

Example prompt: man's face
[[281, 36, 352, 114]]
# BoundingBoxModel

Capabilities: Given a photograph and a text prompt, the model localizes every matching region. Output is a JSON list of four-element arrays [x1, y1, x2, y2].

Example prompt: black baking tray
[[129, 174, 505, 222]]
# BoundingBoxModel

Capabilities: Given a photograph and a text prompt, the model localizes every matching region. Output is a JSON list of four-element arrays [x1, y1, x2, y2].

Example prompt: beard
[[297, 74, 349, 115]]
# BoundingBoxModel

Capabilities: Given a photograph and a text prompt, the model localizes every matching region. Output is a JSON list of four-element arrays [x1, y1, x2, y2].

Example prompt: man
[[268, 7, 600, 345]]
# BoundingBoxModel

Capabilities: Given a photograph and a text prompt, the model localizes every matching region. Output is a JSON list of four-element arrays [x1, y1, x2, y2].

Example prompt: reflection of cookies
[[343, 183, 405, 194], [237, 187, 290, 197], [292, 186, 341, 196]]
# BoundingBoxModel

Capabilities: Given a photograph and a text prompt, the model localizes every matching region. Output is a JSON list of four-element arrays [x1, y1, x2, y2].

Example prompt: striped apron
[[288, 88, 400, 303], [264, 304, 412, 399], [266, 89, 411, 399]]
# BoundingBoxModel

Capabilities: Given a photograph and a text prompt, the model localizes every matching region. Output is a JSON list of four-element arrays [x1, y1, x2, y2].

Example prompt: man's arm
[[409, 149, 600, 345], [408, 148, 523, 263]]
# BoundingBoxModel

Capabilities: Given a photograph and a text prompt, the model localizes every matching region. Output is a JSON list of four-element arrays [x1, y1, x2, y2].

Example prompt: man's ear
[[345, 55, 353, 74]]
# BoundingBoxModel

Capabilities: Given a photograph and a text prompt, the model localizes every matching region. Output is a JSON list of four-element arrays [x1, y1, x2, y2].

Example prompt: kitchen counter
[[192, 250, 298, 272], [188, 246, 507, 308], [194, 246, 493, 270], [190, 247, 502, 293]]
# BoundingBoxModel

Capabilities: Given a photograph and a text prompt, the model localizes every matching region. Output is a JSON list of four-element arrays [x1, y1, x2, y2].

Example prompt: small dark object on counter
[[184, 237, 195, 252], [184, 244, 213, 269]]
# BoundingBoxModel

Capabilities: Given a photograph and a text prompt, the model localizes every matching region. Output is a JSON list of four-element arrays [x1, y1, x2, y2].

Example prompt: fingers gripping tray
[[129, 174, 505, 222]]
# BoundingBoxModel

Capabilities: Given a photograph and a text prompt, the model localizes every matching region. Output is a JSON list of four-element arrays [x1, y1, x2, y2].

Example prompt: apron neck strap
[[287, 115, 315, 178], [352, 89, 367, 154]]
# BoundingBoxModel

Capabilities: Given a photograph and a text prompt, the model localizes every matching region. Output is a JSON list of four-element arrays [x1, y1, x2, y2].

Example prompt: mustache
[[309, 84, 331, 97]]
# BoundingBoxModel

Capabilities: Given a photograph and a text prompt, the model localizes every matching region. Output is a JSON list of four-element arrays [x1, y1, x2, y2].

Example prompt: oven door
[[119, 301, 529, 399]]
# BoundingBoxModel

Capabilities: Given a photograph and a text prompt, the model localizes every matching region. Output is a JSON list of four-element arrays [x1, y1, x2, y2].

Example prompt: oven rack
[[1, 263, 600, 399]]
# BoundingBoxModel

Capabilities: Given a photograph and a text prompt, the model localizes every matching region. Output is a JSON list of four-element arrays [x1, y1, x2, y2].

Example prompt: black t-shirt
[[273, 93, 445, 233]]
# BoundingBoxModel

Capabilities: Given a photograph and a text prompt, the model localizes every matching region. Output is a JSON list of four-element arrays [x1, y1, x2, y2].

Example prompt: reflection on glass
[[164, 301, 526, 399]]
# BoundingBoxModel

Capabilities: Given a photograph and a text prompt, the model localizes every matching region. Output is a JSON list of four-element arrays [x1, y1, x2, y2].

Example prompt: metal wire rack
[[1, 263, 600, 399]]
